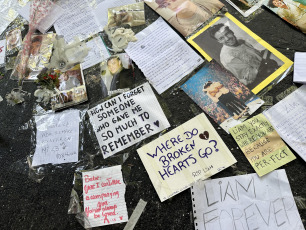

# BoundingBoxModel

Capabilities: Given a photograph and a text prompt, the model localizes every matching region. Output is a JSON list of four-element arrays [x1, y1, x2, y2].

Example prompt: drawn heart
[[199, 131, 209, 140], [153, 120, 160, 127], [119, 216, 123, 220]]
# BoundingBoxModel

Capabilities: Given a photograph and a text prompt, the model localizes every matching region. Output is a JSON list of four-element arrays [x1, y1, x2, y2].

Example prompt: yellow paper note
[[137, 113, 236, 202], [229, 114, 296, 177]]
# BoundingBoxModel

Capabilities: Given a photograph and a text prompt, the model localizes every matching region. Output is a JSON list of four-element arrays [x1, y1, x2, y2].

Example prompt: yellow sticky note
[[229, 114, 296, 177], [137, 113, 237, 202]]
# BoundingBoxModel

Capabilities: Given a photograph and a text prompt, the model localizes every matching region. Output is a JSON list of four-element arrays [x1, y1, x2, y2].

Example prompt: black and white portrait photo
[[188, 14, 288, 92]]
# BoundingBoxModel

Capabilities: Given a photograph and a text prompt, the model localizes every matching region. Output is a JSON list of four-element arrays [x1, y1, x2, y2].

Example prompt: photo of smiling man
[[187, 14, 289, 93]]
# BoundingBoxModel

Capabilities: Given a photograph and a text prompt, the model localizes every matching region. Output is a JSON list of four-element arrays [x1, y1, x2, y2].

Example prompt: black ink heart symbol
[[153, 120, 160, 127], [199, 131, 209, 140]]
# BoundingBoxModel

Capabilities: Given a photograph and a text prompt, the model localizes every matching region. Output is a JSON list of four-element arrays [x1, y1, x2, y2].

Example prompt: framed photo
[[187, 12, 293, 94], [225, 0, 264, 17], [51, 64, 88, 110]]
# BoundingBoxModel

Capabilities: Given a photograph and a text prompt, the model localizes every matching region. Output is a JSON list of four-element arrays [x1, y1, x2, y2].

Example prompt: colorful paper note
[[264, 85, 306, 162], [32, 110, 80, 166], [88, 83, 170, 158], [229, 114, 296, 176], [82, 166, 128, 228], [137, 113, 237, 202], [191, 169, 305, 230]]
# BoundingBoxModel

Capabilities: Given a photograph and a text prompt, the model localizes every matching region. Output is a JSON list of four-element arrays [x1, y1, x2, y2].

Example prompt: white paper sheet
[[81, 36, 110, 70], [94, 0, 136, 29], [0, 40, 6, 65], [82, 166, 128, 228], [32, 110, 80, 166], [263, 85, 306, 162], [54, 0, 101, 43], [18, 2, 64, 34], [125, 17, 204, 94], [293, 52, 306, 84], [0, 0, 28, 35], [88, 82, 170, 158], [191, 169, 304, 230]]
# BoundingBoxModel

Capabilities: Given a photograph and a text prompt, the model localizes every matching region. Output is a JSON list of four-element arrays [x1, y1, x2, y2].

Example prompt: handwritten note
[[94, 0, 136, 28], [125, 17, 204, 94], [32, 110, 80, 166], [191, 169, 304, 230], [264, 85, 306, 162], [293, 52, 306, 84], [81, 36, 110, 70], [18, 2, 64, 34], [88, 83, 170, 158], [137, 113, 236, 202], [0, 40, 6, 65], [229, 114, 295, 176], [82, 166, 128, 228], [54, 0, 100, 43]]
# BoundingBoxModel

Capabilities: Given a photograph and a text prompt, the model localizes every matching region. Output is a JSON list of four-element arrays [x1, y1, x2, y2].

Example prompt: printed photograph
[[264, 0, 306, 33], [26, 34, 56, 80], [100, 53, 134, 97], [187, 13, 293, 94], [6, 27, 22, 51], [226, 0, 264, 16], [181, 61, 264, 132], [108, 2, 146, 28], [145, 0, 224, 37], [51, 64, 88, 110]]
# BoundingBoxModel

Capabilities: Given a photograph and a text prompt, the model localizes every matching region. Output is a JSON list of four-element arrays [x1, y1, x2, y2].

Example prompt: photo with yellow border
[[187, 12, 293, 94]]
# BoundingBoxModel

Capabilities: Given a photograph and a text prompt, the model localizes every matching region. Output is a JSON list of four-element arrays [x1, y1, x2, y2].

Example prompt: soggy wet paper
[[32, 110, 80, 166], [191, 169, 304, 230], [82, 166, 128, 228], [54, 0, 100, 43], [264, 85, 306, 162], [0, 40, 6, 66], [229, 114, 295, 176], [81, 36, 110, 70], [125, 17, 204, 94], [88, 83, 170, 158], [137, 113, 236, 202]]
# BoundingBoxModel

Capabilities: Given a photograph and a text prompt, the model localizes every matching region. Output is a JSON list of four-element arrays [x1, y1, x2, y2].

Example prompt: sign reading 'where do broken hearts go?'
[[137, 113, 237, 202], [88, 83, 170, 158]]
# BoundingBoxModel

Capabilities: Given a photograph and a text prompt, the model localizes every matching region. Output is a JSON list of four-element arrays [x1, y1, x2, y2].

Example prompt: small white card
[[81, 36, 110, 70], [88, 82, 170, 158], [32, 110, 80, 166], [125, 17, 204, 94], [191, 169, 304, 230], [293, 52, 306, 84], [82, 166, 128, 228], [0, 39, 6, 65]]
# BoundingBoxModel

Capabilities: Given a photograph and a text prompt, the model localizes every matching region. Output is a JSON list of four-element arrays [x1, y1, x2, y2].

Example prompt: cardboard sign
[[82, 166, 128, 228], [229, 114, 296, 176], [191, 169, 305, 230], [88, 83, 170, 158], [137, 113, 236, 202]]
